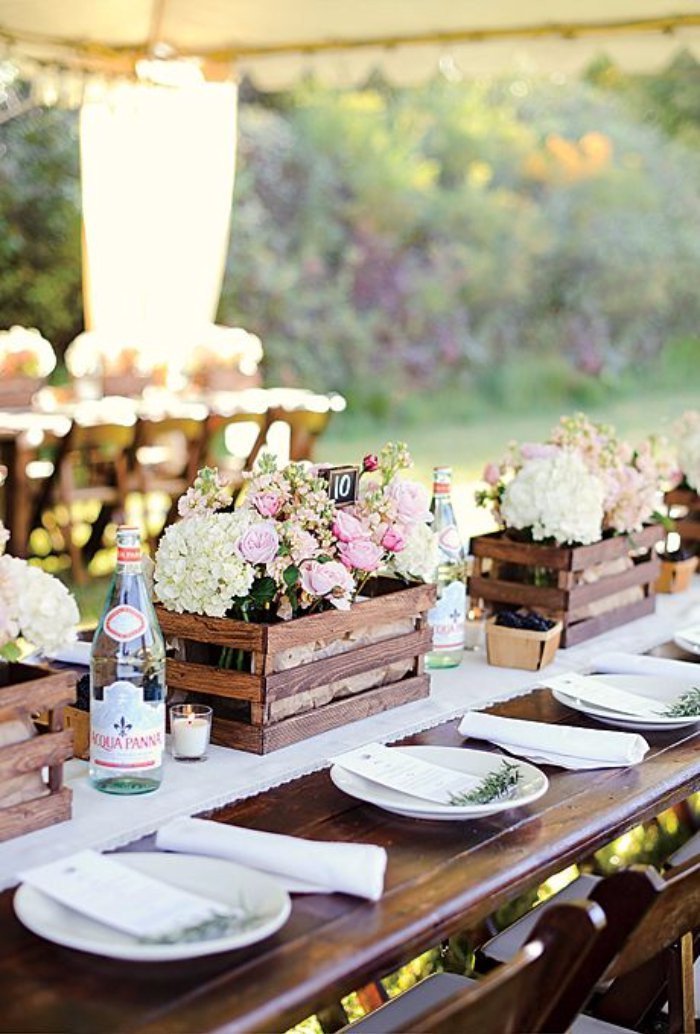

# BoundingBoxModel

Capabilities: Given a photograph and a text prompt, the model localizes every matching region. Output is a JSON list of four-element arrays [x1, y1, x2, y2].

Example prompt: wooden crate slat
[[665, 488, 700, 509], [566, 524, 662, 568], [156, 607, 267, 650], [0, 786, 72, 844], [568, 556, 661, 608], [0, 729, 73, 780], [265, 582, 434, 652], [264, 628, 432, 703], [211, 674, 430, 755], [471, 535, 573, 571], [0, 668, 76, 720], [468, 575, 567, 611], [211, 719, 264, 753], [673, 519, 700, 543], [166, 660, 263, 702], [561, 596, 656, 647]]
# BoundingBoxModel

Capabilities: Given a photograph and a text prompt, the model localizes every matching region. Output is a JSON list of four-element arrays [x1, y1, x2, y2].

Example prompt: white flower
[[391, 523, 439, 582], [501, 449, 604, 545], [155, 512, 256, 617], [0, 325, 56, 377], [0, 556, 78, 652]]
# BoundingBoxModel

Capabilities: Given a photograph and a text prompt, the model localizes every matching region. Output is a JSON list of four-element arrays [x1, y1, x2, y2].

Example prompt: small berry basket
[[486, 611, 563, 671]]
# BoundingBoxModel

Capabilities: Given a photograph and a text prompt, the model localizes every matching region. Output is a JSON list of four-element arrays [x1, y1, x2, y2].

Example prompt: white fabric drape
[[80, 82, 237, 368]]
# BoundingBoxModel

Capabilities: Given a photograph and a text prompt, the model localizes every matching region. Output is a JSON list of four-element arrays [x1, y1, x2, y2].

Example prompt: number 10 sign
[[317, 465, 359, 507]]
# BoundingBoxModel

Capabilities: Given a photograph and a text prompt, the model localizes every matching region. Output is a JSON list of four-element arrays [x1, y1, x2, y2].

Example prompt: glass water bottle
[[426, 467, 467, 669], [89, 526, 166, 794]]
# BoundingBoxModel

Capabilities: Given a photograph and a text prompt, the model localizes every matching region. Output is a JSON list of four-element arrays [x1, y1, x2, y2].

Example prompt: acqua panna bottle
[[426, 466, 467, 669], [89, 525, 166, 794]]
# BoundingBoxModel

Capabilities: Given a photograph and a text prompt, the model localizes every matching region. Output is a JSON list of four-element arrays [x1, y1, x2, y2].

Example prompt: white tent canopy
[[0, 1, 699, 89]]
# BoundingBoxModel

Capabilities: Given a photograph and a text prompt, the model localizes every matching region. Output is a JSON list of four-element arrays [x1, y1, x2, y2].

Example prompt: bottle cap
[[116, 525, 142, 563], [432, 467, 452, 494]]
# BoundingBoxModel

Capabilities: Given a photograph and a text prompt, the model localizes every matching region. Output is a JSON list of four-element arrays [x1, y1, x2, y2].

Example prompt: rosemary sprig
[[138, 906, 265, 945], [663, 687, 700, 718], [448, 760, 521, 806]]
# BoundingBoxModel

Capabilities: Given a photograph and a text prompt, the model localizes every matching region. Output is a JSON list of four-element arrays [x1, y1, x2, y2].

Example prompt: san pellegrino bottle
[[89, 526, 166, 794], [426, 467, 466, 669]]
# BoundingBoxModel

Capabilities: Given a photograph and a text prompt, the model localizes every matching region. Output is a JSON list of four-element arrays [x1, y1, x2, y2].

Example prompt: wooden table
[[2, 675, 700, 1034]]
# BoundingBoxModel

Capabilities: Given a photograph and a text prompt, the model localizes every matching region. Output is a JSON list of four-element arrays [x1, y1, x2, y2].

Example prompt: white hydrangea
[[501, 449, 604, 545], [677, 422, 700, 492], [155, 512, 256, 617], [391, 523, 439, 583], [0, 555, 79, 653]]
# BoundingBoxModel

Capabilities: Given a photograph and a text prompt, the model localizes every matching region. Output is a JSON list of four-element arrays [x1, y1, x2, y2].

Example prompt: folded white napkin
[[458, 711, 649, 770], [45, 641, 91, 666], [155, 817, 387, 901], [595, 651, 700, 680]]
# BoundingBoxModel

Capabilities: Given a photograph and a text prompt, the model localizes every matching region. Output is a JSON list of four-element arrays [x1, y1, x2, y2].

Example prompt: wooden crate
[[665, 488, 700, 548], [469, 525, 664, 648], [0, 663, 76, 842], [156, 578, 436, 754]]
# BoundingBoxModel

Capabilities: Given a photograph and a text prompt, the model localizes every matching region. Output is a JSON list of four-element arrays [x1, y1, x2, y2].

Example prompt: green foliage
[[0, 97, 82, 350], [220, 70, 700, 414]]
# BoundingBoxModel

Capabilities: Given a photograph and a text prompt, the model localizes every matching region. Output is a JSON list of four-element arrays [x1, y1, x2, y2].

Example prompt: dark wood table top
[[3, 669, 700, 1034]]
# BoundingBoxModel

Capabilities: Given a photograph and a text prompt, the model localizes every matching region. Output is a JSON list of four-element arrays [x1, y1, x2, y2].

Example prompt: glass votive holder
[[464, 607, 486, 652], [169, 704, 213, 762]]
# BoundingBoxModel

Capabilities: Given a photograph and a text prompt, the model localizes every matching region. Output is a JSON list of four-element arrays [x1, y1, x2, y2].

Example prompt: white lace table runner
[[0, 586, 698, 891]]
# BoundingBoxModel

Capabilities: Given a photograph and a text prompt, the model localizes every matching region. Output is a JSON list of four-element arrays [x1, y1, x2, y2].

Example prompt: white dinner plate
[[552, 674, 700, 732], [674, 629, 700, 657], [13, 852, 291, 962], [330, 745, 548, 821]]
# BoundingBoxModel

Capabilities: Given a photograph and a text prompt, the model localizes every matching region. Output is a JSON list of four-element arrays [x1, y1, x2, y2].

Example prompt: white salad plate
[[551, 674, 700, 732], [13, 852, 291, 962], [330, 745, 548, 821], [674, 627, 700, 657]]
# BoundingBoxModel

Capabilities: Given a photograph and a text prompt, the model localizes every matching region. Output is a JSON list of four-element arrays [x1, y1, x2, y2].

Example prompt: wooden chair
[[198, 410, 269, 494], [29, 420, 135, 583], [267, 405, 331, 463], [340, 899, 607, 1034], [129, 414, 205, 544]]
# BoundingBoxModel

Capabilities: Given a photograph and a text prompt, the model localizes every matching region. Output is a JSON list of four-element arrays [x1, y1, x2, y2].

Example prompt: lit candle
[[172, 715, 210, 759]]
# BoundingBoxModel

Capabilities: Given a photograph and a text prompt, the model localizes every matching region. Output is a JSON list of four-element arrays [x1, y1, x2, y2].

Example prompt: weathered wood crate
[[0, 663, 76, 842], [665, 488, 700, 549], [156, 578, 436, 754], [469, 525, 664, 648]]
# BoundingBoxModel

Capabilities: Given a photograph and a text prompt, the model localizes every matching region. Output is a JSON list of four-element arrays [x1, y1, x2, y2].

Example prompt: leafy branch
[[448, 760, 521, 806], [663, 687, 700, 718]]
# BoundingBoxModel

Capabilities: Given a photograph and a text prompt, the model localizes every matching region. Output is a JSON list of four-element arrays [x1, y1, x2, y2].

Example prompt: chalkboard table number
[[317, 465, 359, 507]]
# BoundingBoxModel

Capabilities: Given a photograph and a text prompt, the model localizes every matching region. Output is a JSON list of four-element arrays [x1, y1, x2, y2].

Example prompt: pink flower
[[386, 478, 432, 527], [362, 454, 379, 472], [300, 560, 355, 609], [251, 490, 284, 517], [382, 525, 406, 552], [332, 509, 369, 543], [339, 538, 384, 572], [291, 529, 318, 562], [236, 522, 279, 565], [482, 462, 501, 486], [520, 443, 559, 461]]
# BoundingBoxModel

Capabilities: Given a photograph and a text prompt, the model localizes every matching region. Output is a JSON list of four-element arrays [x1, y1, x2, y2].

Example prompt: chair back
[[402, 899, 606, 1034], [548, 861, 700, 1032]]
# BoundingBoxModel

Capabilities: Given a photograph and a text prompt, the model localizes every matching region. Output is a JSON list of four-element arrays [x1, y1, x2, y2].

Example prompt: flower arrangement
[[155, 444, 436, 620], [185, 324, 263, 381], [0, 473, 79, 660], [671, 411, 700, 493], [0, 326, 56, 379], [477, 413, 670, 546], [65, 331, 155, 379]]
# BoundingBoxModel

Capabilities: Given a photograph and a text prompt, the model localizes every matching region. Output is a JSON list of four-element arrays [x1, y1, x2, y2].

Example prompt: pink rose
[[332, 509, 369, 543], [236, 521, 279, 565], [300, 560, 355, 606], [387, 478, 432, 527], [339, 538, 384, 572], [382, 525, 406, 552], [482, 462, 501, 486], [520, 443, 559, 461], [362, 454, 379, 472], [251, 490, 284, 517]]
